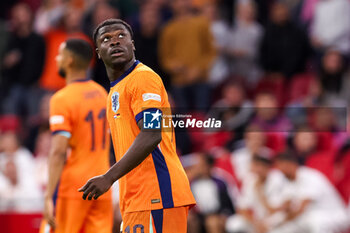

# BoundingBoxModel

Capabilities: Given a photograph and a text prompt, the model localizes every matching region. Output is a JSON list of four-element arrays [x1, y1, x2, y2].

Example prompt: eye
[[102, 36, 110, 42], [118, 33, 125, 39]]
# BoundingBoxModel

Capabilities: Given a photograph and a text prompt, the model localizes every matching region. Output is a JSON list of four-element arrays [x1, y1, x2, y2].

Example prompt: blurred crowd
[[1, 0, 350, 232]]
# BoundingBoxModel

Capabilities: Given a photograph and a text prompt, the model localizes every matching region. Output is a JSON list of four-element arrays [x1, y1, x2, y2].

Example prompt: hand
[[78, 175, 113, 200], [44, 197, 56, 229]]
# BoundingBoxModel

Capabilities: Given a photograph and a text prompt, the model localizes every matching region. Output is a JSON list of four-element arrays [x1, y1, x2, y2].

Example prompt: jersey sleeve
[[129, 72, 164, 123], [49, 94, 73, 137]]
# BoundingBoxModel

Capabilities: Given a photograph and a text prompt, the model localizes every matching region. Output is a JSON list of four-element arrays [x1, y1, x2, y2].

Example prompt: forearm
[[45, 149, 66, 199], [104, 131, 161, 184]]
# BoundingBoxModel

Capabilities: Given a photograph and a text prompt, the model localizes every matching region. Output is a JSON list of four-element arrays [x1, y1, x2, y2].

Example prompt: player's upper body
[[49, 39, 111, 200], [107, 60, 195, 213], [50, 79, 110, 199], [44, 39, 112, 229], [79, 19, 195, 215]]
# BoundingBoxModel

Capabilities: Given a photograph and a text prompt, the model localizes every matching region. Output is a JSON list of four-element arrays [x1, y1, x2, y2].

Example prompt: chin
[[110, 57, 132, 67]]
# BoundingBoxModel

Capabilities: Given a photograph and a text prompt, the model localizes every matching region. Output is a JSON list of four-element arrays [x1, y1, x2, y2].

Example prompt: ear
[[132, 40, 136, 51], [67, 55, 74, 67], [96, 48, 101, 59]]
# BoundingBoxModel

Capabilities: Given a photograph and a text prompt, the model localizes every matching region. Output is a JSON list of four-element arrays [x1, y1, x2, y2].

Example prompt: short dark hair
[[276, 150, 299, 164], [93, 18, 134, 45], [65, 38, 93, 69], [252, 153, 273, 165]]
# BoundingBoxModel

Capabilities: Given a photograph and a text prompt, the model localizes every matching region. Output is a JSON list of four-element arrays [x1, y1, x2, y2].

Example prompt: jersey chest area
[[107, 85, 133, 123]]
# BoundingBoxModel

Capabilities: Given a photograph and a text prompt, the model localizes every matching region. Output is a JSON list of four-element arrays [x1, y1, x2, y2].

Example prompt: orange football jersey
[[50, 79, 111, 200], [106, 61, 196, 215]]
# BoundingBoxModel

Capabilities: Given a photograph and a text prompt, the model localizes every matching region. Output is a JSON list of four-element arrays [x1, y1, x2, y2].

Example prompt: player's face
[[96, 24, 135, 67], [56, 42, 69, 78]]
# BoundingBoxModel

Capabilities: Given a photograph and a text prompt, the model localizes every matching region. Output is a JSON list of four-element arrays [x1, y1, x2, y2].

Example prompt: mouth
[[110, 48, 124, 57]]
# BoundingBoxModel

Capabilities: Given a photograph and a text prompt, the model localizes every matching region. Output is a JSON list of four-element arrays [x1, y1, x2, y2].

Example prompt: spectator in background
[[34, 125, 51, 191], [34, 0, 64, 34], [311, 0, 350, 55], [0, 131, 43, 212], [230, 125, 273, 181], [226, 154, 288, 233], [39, 5, 92, 92], [159, 0, 216, 111], [190, 153, 235, 233], [260, 2, 310, 79], [209, 82, 253, 139], [202, 2, 231, 87], [133, 2, 167, 87], [82, 1, 120, 41], [251, 91, 292, 132], [320, 50, 347, 99], [279, 0, 304, 26], [271, 152, 349, 233], [310, 108, 348, 152], [82, 1, 120, 90], [25, 93, 52, 152], [289, 128, 320, 164], [229, 0, 263, 87], [1, 3, 46, 117]]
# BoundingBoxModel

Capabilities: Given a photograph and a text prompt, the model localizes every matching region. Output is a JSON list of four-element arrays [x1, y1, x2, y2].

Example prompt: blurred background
[[0, 0, 350, 232]]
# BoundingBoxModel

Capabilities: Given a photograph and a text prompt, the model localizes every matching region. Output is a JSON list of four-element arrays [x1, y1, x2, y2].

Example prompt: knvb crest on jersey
[[111, 92, 120, 113]]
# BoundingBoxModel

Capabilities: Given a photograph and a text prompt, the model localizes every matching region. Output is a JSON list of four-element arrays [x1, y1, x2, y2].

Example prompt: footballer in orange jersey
[[79, 19, 196, 233], [42, 39, 113, 233]]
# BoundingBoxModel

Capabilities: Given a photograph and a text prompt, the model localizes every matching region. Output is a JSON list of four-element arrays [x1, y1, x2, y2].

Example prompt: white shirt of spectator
[[191, 178, 221, 214], [312, 0, 350, 53], [276, 167, 349, 233], [282, 167, 346, 213], [238, 169, 288, 220], [0, 148, 43, 212], [231, 146, 273, 181]]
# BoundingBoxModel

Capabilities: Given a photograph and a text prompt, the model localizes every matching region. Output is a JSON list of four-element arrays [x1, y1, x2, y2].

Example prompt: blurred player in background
[[41, 38, 113, 233], [79, 19, 196, 233]]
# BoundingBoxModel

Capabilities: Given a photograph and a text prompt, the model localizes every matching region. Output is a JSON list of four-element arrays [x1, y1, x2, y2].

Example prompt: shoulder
[[50, 86, 74, 106], [298, 167, 325, 182], [88, 80, 108, 96], [130, 63, 163, 86]]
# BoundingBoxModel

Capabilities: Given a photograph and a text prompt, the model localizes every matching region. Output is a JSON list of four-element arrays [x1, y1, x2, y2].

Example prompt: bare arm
[[44, 134, 69, 228], [79, 119, 161, 200]]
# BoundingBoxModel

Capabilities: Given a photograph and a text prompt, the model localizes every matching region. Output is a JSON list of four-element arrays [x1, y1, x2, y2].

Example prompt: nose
[[110, 36, 120, 46]]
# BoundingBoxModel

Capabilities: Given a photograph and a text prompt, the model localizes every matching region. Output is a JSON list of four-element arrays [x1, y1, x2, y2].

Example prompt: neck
[[106, 59, 136, 83], [290, 167, 298, 180], [65, 69, 87, 84]]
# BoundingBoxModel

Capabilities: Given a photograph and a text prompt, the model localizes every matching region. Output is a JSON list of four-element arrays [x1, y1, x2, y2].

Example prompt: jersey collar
[[110, 60, 140, 87]]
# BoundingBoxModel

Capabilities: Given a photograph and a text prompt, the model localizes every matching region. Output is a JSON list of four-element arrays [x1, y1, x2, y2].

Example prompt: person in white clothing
[[311, 0, 350, 54], [231, 126, 273, 182], [270, 152, 349, 233], [0, 132, 43, 212], [226, 154, 288, 233]]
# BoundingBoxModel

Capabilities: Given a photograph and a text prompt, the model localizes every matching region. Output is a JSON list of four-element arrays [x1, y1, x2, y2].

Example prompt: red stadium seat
[[0, 213, 42, 233], [287, 73, 316, 103], [0, 115, 21, 132], [305, 151, 336, 184]]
